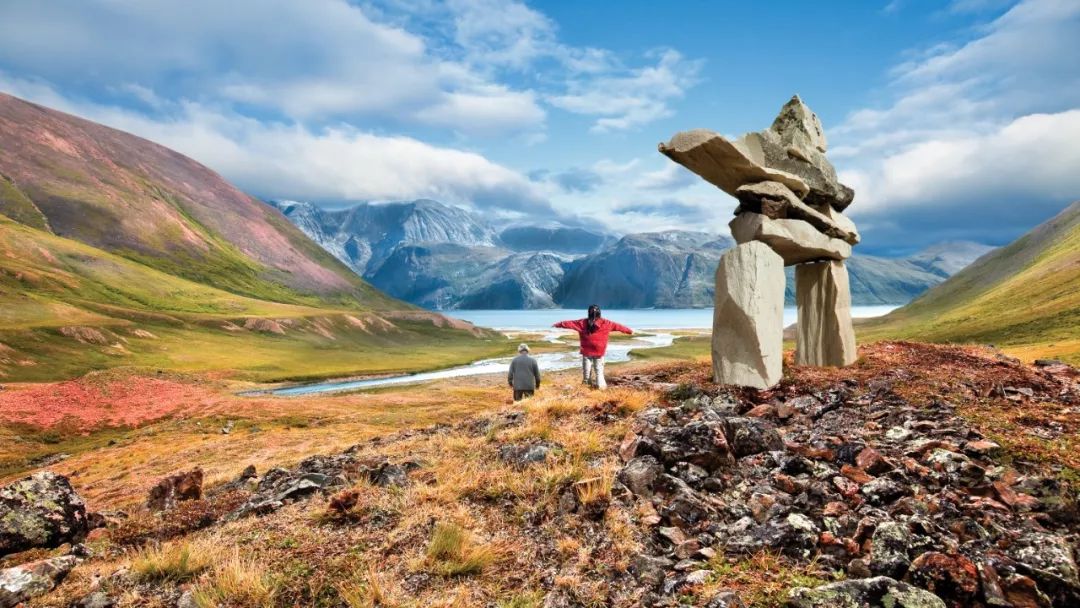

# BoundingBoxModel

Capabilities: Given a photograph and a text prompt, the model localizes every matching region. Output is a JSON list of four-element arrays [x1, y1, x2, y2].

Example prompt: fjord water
[[271, 307, 897, 396], [450, 306, 899, 331]]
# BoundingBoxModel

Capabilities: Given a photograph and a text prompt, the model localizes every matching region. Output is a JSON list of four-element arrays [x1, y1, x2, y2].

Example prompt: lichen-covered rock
[[0, 472, 89, 556], [618, 456, 663, 497], [787, 576, 946, 608], [0, 555, 79, 608], [721, 417, 785, 458], [906, 552, 979, 607]]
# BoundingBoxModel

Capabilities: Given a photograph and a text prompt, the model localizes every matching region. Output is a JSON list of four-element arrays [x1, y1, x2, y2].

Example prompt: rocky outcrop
[[617, 353, 1080, 607], [0, 472, 89, 556], [795, 261, 857, 366], [787, 576, 945, 608], [712, 242, 785, 389], [0, 555, 79, 608]]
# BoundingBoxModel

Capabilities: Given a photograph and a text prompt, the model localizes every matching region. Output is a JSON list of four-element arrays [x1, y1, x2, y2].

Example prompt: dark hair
[[586, 304, 601, 334]]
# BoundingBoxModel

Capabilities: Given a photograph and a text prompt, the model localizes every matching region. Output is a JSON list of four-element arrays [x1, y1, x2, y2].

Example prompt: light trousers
[[582, 356, 606, 389]]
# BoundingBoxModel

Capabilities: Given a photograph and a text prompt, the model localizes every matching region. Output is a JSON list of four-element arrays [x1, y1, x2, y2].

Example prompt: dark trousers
[[513, 389, 535, 401]]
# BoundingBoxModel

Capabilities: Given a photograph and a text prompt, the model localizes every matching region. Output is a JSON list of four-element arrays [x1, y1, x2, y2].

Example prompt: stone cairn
[[660, 96, 859, 388]]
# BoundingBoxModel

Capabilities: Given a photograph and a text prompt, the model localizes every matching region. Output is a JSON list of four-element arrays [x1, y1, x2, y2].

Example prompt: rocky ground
[[1, 342, 1077, 607]]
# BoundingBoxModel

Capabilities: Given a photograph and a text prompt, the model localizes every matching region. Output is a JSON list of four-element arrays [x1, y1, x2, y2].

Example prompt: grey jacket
[[508, 354, 541, 391]]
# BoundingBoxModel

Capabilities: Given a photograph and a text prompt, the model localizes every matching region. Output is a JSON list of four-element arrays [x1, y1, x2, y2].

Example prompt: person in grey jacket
[[508, 343, 541, 401]]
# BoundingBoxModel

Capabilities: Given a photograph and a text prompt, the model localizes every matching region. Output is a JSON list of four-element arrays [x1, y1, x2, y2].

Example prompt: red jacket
[[554, 318, 633, 357]]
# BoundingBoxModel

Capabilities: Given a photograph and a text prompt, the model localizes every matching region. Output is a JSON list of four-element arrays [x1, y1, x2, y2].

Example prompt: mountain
[[270, 199, 499, 276], [556, 232, 733, 308], [275, 197, 992, 310], [907, 241, 996, 276], [499, 225, 614, 255], [0, 93, 391, 307], [0, 93, 501, 382], [861, 201, 1080, 363]]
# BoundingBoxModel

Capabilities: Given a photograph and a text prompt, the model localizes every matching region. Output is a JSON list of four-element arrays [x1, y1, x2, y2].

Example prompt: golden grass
[[422, 522, 500, 577], [131, 538, 215, 583], [190, 550, 277, 608]]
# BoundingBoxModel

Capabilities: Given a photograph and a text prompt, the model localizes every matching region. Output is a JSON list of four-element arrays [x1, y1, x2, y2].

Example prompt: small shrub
[[424, 522, 498, 577], [131, 539, 214, 583]]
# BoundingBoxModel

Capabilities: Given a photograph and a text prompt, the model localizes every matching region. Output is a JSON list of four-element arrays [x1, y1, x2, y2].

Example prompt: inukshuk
[[659, 96, 858, 388]]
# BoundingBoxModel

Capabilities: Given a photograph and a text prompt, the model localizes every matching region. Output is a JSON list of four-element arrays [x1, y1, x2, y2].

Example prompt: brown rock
[[906, 552, 979, 607], [856, 447, 892, 475], [146, 468, 203, 512], [841, 464, 873, 485]]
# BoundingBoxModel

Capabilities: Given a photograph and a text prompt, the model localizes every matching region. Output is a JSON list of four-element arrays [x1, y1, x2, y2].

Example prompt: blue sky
[[1, 0, 1078, 255]]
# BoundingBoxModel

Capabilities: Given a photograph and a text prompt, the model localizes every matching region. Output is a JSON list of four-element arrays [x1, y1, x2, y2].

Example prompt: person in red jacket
[[553, 305, 633, 390]]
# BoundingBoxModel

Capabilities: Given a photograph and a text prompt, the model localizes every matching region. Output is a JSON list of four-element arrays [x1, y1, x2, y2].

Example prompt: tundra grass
[[860, 203, 1080, 364]]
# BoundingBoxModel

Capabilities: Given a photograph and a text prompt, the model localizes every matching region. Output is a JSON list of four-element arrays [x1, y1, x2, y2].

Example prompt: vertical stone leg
[[712, 241, 785, 389], [795, 260, 857, 366]]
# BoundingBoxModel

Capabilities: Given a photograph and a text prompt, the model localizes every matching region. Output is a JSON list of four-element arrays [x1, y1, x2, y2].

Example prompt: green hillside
[[0, 92, 511, 382], [0, 215, 508, 382], [860, 201, 1080, 363]]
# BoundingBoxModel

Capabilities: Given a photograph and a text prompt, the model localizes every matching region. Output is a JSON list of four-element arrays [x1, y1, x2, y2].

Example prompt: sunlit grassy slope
[[0, 216, 509, 382], [860, 201, 1080, 363]]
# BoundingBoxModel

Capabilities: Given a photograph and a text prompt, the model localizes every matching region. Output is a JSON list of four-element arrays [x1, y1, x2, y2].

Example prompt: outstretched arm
[[609, 321, 633, 335], [553, 319, 584, 331]]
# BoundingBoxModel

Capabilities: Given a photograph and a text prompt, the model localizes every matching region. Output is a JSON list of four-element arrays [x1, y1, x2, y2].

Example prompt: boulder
[[729, 213, 852, 265], [0, 472, 89, 556], [721, 417, 785, 457], [795, 261, 857, 367], [712, 242, 786, 389], [735, 181, 857, 244], [0, 555, 79, 608], [906, 552, 979, 607], [870, 521, 912, 578], [498, 443, 555, 467], [654, 421, 736, 472], [787, 576, 946, 608], [659, 129, 810, 200], [73, 592, 116, 608], [771, 95, 828, 155], [618, 456, 663, 497], [146, 468, 203, 512], [740, 128, 854, 211]]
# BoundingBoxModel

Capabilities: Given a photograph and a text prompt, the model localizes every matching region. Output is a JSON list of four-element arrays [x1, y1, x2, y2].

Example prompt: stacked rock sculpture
[[660, 96, 858, 388]]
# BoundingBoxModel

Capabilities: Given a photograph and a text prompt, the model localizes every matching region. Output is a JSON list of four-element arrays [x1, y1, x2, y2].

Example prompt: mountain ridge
[[275, 197, 995, 310]]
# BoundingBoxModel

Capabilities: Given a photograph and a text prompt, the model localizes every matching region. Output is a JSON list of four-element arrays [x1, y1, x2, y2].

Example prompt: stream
[[267, 332, 676, 396]]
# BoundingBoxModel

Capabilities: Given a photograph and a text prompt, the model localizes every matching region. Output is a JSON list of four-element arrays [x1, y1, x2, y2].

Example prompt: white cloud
[[548, 50, 702, 132], [845, 109, 1080, 216], [0, 75, 551, 216], [833, 0, 1080, 251], [0, 0, 547, 135], [633, 163, 699, 192]]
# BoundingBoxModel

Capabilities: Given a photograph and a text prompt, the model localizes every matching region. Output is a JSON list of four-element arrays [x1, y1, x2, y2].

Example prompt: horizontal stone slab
[[659, 129, 809, 199], [735, 181, 858, 245], [729, 212, 852, 266]]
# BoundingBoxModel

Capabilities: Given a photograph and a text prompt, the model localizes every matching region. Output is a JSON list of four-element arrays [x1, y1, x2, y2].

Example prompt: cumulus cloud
[[0, 75, 553, 218], [833, 0, 1080, 252], [0, 0, 548, 136], [548, 49, 702, 133], [633, 163, 699, 191]]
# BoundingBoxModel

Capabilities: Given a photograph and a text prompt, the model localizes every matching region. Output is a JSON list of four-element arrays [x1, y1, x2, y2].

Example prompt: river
[[267, 306, 897, 396]]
